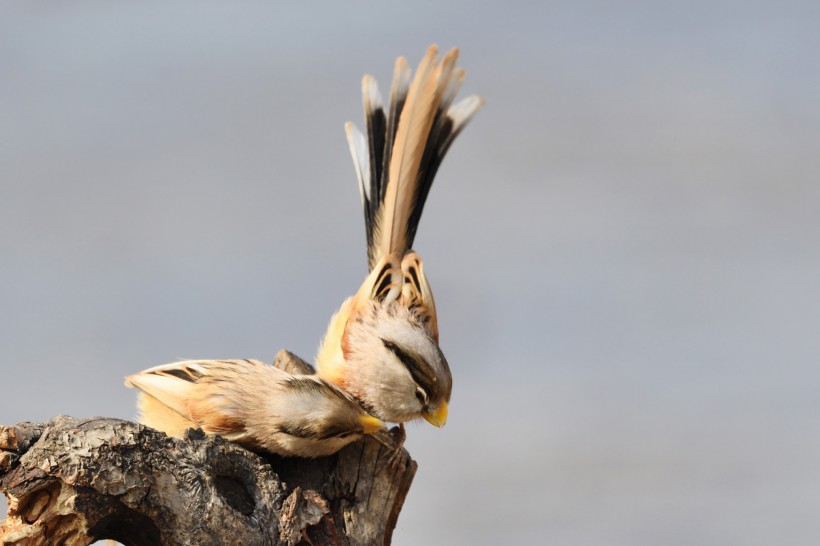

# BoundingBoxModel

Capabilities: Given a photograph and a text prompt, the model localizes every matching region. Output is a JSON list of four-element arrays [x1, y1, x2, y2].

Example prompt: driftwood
[[0, 351, 417, 546]]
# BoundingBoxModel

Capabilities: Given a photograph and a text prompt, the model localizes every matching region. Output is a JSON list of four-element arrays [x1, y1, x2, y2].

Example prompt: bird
[[315, 45, 483, 427], [124, 359, 386, 458]]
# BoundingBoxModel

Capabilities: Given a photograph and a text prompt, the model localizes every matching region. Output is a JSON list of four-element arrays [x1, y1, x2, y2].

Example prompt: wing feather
[[125, 359, 272, 438]]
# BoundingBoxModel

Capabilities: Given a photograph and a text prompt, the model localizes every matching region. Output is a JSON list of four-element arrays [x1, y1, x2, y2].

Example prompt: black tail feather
[[363, 93, 385, 261]]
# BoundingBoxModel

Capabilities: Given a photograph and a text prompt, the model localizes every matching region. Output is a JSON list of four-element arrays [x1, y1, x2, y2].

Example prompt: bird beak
[[359, 414, 387, 435], [423, 402, 448, 428]]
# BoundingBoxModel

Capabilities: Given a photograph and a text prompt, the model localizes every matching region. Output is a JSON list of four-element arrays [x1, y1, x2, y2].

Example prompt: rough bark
[[0, 351, 416, 546]]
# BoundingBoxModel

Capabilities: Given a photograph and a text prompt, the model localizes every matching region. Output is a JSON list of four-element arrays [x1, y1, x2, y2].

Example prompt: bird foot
[[373, 424, 406, 472]]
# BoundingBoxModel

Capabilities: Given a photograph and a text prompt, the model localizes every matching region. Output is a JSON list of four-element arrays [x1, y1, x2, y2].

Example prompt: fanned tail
[[344, 45, 483, 270]]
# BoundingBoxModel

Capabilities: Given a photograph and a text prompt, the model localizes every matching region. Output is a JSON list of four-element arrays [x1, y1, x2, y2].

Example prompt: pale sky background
[[2, 2, 820, 544]]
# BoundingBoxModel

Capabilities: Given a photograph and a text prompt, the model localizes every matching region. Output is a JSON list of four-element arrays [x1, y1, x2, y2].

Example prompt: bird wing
[[125, 359, 271, 438], [400, 252, 438, 341]]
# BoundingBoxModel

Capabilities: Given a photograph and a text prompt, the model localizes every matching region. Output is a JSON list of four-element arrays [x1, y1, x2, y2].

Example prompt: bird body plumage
[[125, 359, 385, 458]]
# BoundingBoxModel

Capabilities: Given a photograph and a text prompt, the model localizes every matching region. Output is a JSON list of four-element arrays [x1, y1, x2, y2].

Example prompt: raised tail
[[344, 45, 484, 270]]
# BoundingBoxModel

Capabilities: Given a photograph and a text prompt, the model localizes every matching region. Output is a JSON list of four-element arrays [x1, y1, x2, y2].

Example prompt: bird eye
[[415, 388, 427, 404], [338, 431, 352, 439]]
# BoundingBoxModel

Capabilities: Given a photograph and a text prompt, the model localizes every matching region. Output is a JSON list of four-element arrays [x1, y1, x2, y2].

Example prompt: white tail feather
[[344, 122, 371, 204], [448, 95, 484, 132]]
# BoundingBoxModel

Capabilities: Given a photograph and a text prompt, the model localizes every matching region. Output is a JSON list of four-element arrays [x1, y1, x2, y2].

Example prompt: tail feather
[[379, 46, 446, 261], [362, 75, 385, 233], [384, 56, 411, 204], [344, 45, 483, 270], [409, 94, 484, 243], [344, 122, 372, 252]]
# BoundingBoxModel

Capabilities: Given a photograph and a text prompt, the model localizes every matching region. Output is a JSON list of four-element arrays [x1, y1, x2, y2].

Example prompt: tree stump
[[0, 351, 417, 546]]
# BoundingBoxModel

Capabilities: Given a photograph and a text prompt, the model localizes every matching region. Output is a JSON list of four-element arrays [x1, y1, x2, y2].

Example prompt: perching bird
[[315, 45, 483, 426], [125, 359, 386, 457]]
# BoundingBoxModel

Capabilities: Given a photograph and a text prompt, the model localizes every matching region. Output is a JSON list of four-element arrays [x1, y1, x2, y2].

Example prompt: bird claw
[[373, 424, 405, 473]]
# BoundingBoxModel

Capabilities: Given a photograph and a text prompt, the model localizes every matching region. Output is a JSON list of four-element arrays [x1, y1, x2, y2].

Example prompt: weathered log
[[0, 351, 416, 546]]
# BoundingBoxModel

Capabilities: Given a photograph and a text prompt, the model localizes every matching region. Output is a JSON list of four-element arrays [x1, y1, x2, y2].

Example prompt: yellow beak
[[422, 402, 448, 428], [359, 414, 387, 435]]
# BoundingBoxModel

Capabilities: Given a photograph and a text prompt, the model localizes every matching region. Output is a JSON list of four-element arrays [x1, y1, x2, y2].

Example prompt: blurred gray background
[[2, 1, 819, 544]]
